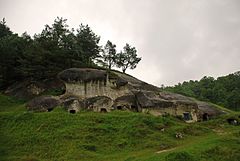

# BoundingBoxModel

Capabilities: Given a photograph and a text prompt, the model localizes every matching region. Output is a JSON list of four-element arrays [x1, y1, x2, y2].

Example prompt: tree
[[76, 24, 100, 64], [0, 34, 29, 87], [0, 18, 12, 38], [116, 43, 141, 73], [101, 40, 117, 70], [164, 71, 240, 111]]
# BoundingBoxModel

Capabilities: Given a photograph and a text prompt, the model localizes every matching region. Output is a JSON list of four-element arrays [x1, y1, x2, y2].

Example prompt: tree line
[[0, 17, 141, 89], [164, 72, 240, 111]]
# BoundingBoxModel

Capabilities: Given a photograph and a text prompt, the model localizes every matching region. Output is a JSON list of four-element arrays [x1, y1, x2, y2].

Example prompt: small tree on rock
[[101, 40, 117, 70], [116, 43, 141, 73]]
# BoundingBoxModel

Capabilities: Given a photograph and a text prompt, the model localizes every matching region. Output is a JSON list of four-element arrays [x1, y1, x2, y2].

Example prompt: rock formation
[[26, 96, 60, 112], [5, 79, 65, 100], [55, 68, 224, 122]]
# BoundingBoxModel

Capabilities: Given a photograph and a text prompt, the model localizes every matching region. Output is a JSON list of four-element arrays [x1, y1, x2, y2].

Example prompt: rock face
[[26, 96, 60, 112], [5, 79, 65, 100], [56, 68, 224, 122], [24, 68, 224, 122], [58, 68, 131, 100]]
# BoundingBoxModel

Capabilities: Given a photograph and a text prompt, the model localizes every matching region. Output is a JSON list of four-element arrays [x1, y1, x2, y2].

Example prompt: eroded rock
[[5, 79, 65, 100], [25, 68, 224, 122], [26, 96, 60, 112]]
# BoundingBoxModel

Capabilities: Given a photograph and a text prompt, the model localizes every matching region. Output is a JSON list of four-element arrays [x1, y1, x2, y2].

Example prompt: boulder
[[5, 79, 65, 100], [85, 96, 113, 112], [61, 95, 84, 113], [196, 101, 225, 120], [113, 94, 137, 111], [58, 68, 107, 83], [116, 78, 128, 88], [26, 96, 60, 112]]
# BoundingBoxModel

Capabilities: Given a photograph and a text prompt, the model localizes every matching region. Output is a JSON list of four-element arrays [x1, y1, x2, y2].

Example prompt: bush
[[165, 151, 195, 161]]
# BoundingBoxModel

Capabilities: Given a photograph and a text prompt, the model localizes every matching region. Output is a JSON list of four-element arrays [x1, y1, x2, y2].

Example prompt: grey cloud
[[0, 0, 239, 86]]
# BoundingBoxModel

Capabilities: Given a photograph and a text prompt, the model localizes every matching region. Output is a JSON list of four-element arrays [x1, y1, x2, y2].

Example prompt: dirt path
[[155, 148, 176, 154]]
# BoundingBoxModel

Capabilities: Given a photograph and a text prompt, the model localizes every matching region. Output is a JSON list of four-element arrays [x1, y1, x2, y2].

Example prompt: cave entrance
[[69, 109, 76, 114], [117, 106, 122, 110], [183, 112, 192, 121], [47, 108, 53, 112], [131, 105, 136, 109], [203, 113, 209, 121], [227, 118, 238, 125], [100, 108, 107, 113]]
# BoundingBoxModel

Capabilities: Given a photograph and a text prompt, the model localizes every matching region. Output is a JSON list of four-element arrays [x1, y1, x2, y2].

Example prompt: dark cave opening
[[69, 109, 76, 114], [117, 106, 122, 110], [47, 108, 53, 112], [100, 108, 107, 113], [203, 113, 209, 121]]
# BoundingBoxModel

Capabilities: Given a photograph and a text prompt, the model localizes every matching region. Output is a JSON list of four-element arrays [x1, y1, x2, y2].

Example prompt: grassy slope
[[0, 94, 239, 161]]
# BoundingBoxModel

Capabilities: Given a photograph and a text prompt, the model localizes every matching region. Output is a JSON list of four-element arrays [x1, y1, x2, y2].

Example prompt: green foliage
[[165, 72, 240, 111], [76, 24, 101, 64], [0, 18, 140, 89], [0, 94, 240, 160], [116, 43, 141, 73], [201, 143, 240, 161], [0, 109, 178, 160], [165, 152, 195, 161], [0, 17, 101, 89], [99, 40, 117, 70], [0, 94, 25, 112], [0, 32, 30, 87], [0, 18, 12, 38]]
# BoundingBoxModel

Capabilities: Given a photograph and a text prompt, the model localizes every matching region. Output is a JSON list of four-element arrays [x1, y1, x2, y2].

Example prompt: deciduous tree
[[116, 43, 141, 73]]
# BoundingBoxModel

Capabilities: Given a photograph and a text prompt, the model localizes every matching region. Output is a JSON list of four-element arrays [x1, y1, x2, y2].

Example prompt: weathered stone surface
[[5, 79, 65, 100], [61, 95, 84, 113], [23, 67, 224, 122], [58, 68, 131, 100], [85, 96, 113, 112], [26, 96, 60, 112], [58, 68, 107, 83], [116, 78, 128, 88], [56, 68, 225, 121], [113, 94, 138, 111], [196, 101, 225, 120]]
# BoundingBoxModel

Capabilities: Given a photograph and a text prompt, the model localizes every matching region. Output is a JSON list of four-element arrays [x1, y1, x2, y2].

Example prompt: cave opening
[[100, 108, 107, 113], [227, 118, 238, 125], [131, 105, 137, 110], [203, 113, 209, 121], [47, 108, 53, 112], [117, 106, 122, 110], [183, 112, 192, 121], [69, 109, 76, 114]]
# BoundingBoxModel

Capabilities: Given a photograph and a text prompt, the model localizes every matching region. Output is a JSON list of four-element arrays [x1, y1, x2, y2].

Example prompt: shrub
[[165, 151, 195, 161]]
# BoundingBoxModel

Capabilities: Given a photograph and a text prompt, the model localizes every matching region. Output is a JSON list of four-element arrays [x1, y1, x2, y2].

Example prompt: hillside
[[165, 71, 240, 111], [1, 18, 239, 160], [0, 94, 240, 161]]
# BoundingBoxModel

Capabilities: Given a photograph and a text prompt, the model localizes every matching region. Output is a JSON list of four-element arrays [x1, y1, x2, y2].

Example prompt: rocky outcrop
[[26, 96, 60, 112], [58, 68, 133, 100], [26, 68, 224, 122], [5, 79, 65, 100], [196, 101, 225, 120]]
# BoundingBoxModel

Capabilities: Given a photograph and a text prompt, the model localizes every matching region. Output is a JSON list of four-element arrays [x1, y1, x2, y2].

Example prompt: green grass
[[0, 94, 240, 161]]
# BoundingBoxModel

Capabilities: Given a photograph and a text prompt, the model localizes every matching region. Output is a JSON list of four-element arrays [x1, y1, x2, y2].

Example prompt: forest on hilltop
[[0, 17, 141, 89], [165, 71, 240, 111]]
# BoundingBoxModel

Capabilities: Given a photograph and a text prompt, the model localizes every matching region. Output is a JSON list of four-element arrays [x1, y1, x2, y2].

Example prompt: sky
[[0, 0, 240, 86]]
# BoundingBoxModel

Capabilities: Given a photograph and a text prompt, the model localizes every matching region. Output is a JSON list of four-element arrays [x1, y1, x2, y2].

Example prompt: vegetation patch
[[0, 94, 240, 161]]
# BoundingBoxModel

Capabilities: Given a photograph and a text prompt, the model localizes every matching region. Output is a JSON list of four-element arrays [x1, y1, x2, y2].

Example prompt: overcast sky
[[0, 0, 240, 86]]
